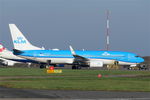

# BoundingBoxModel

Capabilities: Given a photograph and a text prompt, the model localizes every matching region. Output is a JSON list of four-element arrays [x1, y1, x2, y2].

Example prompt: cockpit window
[[135, 55, 140, 57]]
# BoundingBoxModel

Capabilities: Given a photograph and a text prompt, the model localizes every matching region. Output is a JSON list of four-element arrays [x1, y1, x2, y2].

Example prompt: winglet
[[69, 45, 76, 55]]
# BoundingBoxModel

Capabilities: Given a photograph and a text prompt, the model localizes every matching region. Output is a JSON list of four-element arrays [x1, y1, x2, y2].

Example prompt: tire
[[77, 66, 81, 69], [40, 64, 46, 69], [72, 65, 76, 69]]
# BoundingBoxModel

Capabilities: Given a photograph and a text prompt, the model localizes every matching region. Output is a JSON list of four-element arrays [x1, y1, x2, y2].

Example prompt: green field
[[0, 68, 150, 92]]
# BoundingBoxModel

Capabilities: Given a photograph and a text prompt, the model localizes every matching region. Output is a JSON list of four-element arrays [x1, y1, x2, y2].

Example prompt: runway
[[0, 86, 150, 100]]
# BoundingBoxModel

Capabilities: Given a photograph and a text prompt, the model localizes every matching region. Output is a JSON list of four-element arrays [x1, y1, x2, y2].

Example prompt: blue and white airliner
[[9, 24, 144, 69]]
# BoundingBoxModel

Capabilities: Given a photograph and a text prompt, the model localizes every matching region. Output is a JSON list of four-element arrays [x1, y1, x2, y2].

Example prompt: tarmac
[[0, 86, 150, 100]]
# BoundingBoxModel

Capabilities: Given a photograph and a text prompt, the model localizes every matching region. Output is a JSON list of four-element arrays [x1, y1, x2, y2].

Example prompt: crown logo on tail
[[0, 44, 5, 52]]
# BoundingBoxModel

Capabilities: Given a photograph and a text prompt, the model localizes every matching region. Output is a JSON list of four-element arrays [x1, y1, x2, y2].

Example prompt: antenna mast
[[106, 10, 110, 51]]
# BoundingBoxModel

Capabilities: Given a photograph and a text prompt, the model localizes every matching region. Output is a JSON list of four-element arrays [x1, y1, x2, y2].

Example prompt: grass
[[0, 68, 150, 91]]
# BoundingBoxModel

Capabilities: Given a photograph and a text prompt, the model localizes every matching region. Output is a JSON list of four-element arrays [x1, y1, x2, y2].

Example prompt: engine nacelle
[[130, 64, 137, 67], [89, 61, 103, 67]]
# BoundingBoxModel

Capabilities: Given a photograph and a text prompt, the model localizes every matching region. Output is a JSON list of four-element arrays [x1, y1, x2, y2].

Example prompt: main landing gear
[[40, 60, 52, 69], [72, 65, 81, 69], [40, 64, 46, 68]]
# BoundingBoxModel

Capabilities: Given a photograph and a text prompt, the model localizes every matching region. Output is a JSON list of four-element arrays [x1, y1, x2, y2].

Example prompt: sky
[[0, 0, 149, 56]]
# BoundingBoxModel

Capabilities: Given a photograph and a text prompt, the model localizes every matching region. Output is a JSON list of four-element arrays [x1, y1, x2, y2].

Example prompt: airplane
[[0, 43, 46, 68], [9, 24, 144, 69], [0, 44, 19, 66], [0, 58, 18, 66]]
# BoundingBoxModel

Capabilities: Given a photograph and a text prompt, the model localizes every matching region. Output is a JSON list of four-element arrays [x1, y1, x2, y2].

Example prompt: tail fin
[[0, 43, 5, 52], [9, 24, 42, 50]]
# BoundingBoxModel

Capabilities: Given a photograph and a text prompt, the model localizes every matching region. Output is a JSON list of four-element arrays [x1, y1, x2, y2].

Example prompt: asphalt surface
[[0, 86, 150, 100]]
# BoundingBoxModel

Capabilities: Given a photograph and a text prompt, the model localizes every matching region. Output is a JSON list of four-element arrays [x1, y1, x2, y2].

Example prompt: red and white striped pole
[[106, 10, 110, 51]]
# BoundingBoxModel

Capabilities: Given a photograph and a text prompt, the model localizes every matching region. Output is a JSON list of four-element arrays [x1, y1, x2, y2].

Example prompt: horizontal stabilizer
[[13, 49, 24, 55]]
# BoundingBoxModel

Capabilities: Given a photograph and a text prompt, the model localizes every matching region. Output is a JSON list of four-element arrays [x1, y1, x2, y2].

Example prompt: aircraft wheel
[[72, 65, 76, 69], [40, 64, 46, 69], [77, 66, 81, 69], [72, 65, 82, 69], [114, 61, 119, 65]]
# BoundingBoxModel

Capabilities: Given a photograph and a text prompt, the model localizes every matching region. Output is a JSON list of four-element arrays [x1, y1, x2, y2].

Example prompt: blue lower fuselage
[[14, 50, 144, 64]]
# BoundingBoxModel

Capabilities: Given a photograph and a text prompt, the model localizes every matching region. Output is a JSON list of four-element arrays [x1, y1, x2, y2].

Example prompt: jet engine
[[89, 61, 103, 67]]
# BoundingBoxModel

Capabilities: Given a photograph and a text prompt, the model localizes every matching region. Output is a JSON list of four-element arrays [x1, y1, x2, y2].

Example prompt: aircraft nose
[[138, 57, 144, 63]]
